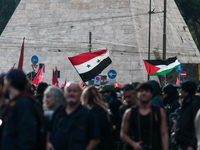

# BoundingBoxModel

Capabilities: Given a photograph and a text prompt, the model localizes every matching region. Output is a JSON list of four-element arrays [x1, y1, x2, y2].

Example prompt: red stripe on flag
[[68, 50, 107, 65], [143, 60, 160, 76]]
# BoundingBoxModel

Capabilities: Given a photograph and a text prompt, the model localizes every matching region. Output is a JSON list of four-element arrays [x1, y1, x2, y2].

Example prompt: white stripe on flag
[[74, 51, 109, 74], [156, 60, 180, 73]]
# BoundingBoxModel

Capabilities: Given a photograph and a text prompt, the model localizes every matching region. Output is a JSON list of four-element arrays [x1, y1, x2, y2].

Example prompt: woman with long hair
[[43, 86, 66, 119], [82, 86, 112, 150]]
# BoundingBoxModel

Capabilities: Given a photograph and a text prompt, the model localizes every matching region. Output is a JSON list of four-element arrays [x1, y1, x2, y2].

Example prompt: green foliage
[[0, 0, 20, 35], [153, 45, 162, 60], [175, 0, 200, 50]]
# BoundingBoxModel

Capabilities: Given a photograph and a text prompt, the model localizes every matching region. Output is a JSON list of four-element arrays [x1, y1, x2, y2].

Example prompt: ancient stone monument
[[0, 0, 199, 85]]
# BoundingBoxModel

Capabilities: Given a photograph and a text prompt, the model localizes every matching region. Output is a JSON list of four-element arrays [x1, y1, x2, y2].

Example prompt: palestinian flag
[[143, 57, 180, 76], [69, 50, 112, 82]]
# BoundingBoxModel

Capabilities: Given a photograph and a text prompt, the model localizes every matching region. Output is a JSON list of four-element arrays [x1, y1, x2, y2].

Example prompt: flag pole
[[147, 0, 152, 81]]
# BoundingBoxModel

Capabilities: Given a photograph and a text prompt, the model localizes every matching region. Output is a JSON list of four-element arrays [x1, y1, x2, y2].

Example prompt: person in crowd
[[35, 82, 48, 112], [82, 86, 112, 150], [173, 80, 200, 150], [47, 82, 100, 150], [43, 86, 66, 119], [99, 84, 122, 150], [149, 80, 165, 108], [121, 82, 169, 150], [162, 84, 180, 132], [1, 69, 38, 150], [195, 109, 200, 150], [119, 84, 138, 117], [0, 76, 5, 108]]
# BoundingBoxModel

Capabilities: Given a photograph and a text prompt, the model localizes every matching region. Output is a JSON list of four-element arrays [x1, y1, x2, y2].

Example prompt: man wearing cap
[[119, 84, 139, 117], [99, 84, 122, 150], [173, 80, 200, 150], [1, 69, 38, 150]]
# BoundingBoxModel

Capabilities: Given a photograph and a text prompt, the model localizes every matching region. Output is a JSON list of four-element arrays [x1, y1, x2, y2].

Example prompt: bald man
[[47, 82, 100, 150]]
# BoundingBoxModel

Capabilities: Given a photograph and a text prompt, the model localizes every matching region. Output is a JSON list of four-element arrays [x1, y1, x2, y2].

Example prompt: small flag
[[64, 78, 67, 86], [52, 69, 59, 87], [68, 50, 112, 82], [55, 66, 58, 71], [8, 63, 16, 73], [143, 57, 180, 76], [115, 82, 122, 88], [80, 82, 84, 88], [176, 78, 179, 85], [32, 65, 44, 86], [18, 38, 25, 70]]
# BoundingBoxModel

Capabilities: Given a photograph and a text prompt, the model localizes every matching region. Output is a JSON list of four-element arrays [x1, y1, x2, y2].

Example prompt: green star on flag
[[86, 64, 91, 68], [97, 59, 101, 63]]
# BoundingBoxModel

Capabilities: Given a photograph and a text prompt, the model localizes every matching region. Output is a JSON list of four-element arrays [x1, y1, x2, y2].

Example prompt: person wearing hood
[[149, 80, 164, 108], [173, 80, 200, 150]]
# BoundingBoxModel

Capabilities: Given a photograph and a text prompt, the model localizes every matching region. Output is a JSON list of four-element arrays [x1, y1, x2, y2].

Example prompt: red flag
[[55, 66, 58, 71], [18, 38, 25, 70], [8, 63, 16, 73], [176, 78, 179, 85], [115, 82, 122, 88], [52, 69, 59, 88], [80, 82, 84, 88], [32, 65, 44, 86]]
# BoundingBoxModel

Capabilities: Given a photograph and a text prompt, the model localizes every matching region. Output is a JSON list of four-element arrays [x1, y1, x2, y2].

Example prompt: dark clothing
[[1, 93, 38, 150], [164, 95, 180, 130], [49, 104, 99, 150], [119, 104, 131, 118], [149, 80, 164, 108], [174, 95, 200, 149], [125, 105, 162, 150], [92, 104, 112, 150], [104, 95, 122, 141], [35, 94, 44, 113]]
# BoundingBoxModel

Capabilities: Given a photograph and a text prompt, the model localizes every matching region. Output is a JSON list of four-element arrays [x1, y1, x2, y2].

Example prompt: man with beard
[[47, 82, 100, 150], [120, 84, 139, 117], [121, 82, 169, 150]]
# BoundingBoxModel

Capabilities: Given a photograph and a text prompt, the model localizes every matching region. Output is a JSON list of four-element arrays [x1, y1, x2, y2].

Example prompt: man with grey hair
[[47, 82, 100, 150]]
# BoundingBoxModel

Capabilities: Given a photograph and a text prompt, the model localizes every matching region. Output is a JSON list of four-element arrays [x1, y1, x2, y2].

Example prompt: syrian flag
[[68, 50, 112, 82], [143, 57, 180, 76]]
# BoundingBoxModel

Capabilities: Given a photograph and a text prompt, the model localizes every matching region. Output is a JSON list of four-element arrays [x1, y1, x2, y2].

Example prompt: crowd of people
[[0, 69, 200, 150]]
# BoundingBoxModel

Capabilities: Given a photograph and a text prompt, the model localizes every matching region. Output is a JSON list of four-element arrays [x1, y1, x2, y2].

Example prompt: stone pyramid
[[0, 0, 199, 85]]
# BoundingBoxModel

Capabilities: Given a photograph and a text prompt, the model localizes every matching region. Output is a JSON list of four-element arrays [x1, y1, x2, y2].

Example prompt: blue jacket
[[2, 93, 38, 150]]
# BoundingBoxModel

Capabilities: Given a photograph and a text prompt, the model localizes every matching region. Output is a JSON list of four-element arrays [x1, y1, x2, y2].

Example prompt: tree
[[0, 0, 20, 35], [175, 0, 200, 50]]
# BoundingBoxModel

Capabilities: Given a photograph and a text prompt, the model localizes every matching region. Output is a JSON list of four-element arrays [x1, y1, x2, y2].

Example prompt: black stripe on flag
[[79, 57, 112, 82], [145, 57, 177, 66]]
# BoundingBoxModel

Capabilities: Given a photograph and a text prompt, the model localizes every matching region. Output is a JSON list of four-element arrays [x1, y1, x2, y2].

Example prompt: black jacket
[[92, 105, 112, 150], [174, 95, 200, 149]]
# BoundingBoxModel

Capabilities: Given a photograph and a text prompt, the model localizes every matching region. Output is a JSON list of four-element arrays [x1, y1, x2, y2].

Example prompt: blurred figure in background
[[119, 84, 138, 117], [173, 80, 200, 150], [162, 84, 180, 133], [149, 80, 165, 108], [82, 86, 112, 150], [35, 82, 48, 112], [1, 69, 38, 150], [43, 86, 66, 119], [99, 84, 122, 150]]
